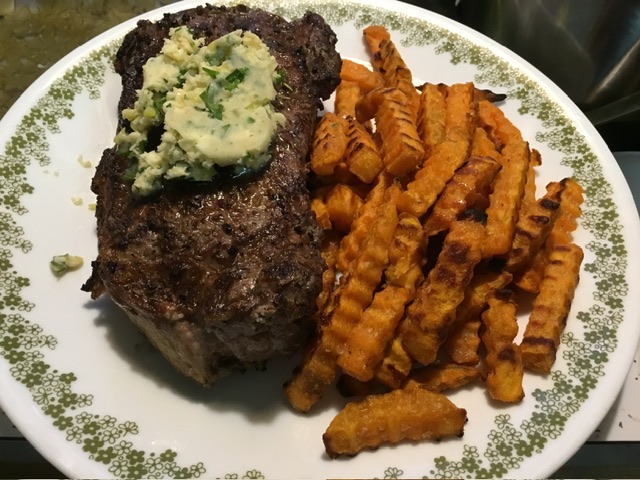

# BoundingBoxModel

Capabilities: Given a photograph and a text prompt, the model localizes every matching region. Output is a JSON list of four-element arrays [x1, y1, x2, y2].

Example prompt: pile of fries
[[285, 25, 585, 458]]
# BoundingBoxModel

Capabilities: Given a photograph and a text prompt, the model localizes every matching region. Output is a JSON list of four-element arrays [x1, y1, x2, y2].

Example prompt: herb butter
[[115, 27, 286, 195]]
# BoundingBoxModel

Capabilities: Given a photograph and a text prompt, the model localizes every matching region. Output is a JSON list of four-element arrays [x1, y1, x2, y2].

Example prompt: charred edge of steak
[[82, 5, 341, 386]]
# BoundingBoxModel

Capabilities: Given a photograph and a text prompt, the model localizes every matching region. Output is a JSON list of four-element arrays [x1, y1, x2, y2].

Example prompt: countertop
[[0, 0, 639, 478]]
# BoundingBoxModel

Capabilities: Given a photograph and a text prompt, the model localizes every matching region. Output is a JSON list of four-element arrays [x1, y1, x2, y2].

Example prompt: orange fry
[[400, 220, 485, 366], [444, 269, 513, 365], [371, 88, 425, 176], [335, 172, 392, 272], [375, 336, 413, 389], [481, 289, 525, 403], [337, 213, 426, 381], [335, 80, 361, 118], [363, 25, 391, 70], [403, 364, 481, 392], [344, 116, 384, 183], [482, 139, 530, 257], [417, 83, 447, 157], [310, 113, 348, 176], [323, 387, 467, 458], [340, 59, 384, 93], [520, 243, 584, 373], [377, 38, 420, 120], [325, 183, 365, 233], [397, 82, 477, 217], [424, 155, 502, 236], [503, 185, 561, 272], [323, 184, 401, 355]]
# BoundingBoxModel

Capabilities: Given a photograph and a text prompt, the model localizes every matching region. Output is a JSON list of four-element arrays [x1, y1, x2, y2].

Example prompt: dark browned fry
[[310, 113, 348, 176], [520, 243, 584, 373], [481, 289, 525, 403], [444, 269, 513, 364], [400, 220, 485, 366], [424, 155, 501, 236], [344, 116, 384, 183]]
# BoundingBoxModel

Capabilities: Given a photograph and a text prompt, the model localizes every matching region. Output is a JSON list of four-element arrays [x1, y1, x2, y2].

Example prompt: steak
[[82, 5, 341, 386]]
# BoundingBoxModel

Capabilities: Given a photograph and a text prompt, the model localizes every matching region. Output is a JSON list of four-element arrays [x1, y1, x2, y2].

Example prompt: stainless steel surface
[[458, 0, 640, 123]]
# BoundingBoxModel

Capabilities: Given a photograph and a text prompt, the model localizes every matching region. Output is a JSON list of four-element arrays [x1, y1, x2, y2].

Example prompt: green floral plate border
[[1, 0, 639, 478]]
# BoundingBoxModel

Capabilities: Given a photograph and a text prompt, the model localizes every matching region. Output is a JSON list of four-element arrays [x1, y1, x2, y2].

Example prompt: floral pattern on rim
[[0, 0, 628, 478]]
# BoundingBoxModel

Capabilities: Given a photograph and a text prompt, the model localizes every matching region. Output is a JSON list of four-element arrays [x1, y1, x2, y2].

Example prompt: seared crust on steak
[[82, 5, 341, 386]]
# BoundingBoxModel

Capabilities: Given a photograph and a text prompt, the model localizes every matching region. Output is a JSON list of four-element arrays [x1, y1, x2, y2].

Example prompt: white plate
[[1, 0, 640, 478]]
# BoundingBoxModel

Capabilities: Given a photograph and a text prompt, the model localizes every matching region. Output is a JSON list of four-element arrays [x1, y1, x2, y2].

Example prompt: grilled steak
[[82, 4, 341, 386]]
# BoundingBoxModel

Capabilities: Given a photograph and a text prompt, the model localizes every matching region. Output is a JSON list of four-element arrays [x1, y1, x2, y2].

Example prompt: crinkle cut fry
[[337, 213, 426, 381], [373, 88, 425, 176], [417, 83, 447, 158], [334, 80, 361, 119], [285, 185, 400, 412], [424, 155, 501, 236], [514, 178, 584, 293], [310, 112, 348, 176], [444, 269, 513, 365], [377, 38, 421, 121], [375, 336, 413, 389], [344, 115, 384, 183], [323, 387, 467, 458], [363, 25, 391, 71], [340, 59, 384, 94], [520, 243, 584, 373], [503, 182, 562, 272], [481, 138, 531, 258], [403, 364, 481, 392], [324, 183, 364, 233], [400, 220, 485, 366], [323, 184, 401, 356], [397, 82, 477, 217], [481, 289, 525, 403], [337, 285, 411, 381], [335, 172, 392, 272]]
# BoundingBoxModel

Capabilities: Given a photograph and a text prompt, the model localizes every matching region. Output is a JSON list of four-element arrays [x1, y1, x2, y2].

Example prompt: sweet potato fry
[[344, 115, 384, 183], [478, 98, 523, 148], [334, 80, 361, 118], [310, 196, 332, 230], [323, 184, 400, 354], [337, 285, 412, 381], [323, 387, 467, 457], [520, 243, 584, 373], [284, 337, 339, 413], [514, 178, 584, 292], [424, 155, 501, 236], [355, 86, 404, 123], [325, 183, 365, 233], [377, 39, 420, 120], [340, 59, 384, 93], [335, 172, 392, 272], [503, 187, 561, 272], [481, 289, 525, 403], [400, 220, 485, 366], [397, 82, 477, 217], [363, 25, 391, 70], [373, 89, 425, 176], [375, 336, 413, 389], [310, 113, 348, 176], [337, 213, 426, 381], [417, 83, 447, 158], [443, 269, 513, 364], [482, 139, 531, 257], [403, 364, 481, 392]]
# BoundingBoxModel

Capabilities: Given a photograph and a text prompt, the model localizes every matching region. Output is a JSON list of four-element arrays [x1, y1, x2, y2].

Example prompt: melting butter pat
[[115, 27, 286, 195]]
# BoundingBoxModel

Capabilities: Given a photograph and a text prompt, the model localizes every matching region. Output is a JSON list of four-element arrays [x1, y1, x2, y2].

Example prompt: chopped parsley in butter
[[115, 27, 286, 195]]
